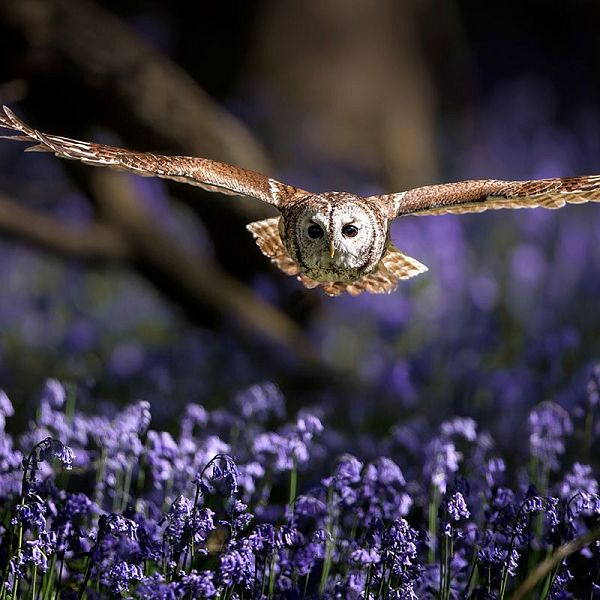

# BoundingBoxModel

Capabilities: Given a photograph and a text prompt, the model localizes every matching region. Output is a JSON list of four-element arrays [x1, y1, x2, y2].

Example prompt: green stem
[[428, 485, 440, 564], [41, 550, 56, 600], [319, 487, 335, 596], [76, 555, 92, 600], [363, 564, 372, 599], [288, 458, 298, 509], [31, 564, 37, 600], [119, 459, 135, 514], [268, 552, 277, 598], [302, 571, 310, 599], [53, 550, 66, 600]]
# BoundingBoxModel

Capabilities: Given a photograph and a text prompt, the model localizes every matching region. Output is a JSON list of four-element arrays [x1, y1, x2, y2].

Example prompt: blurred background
[[1, 0, 600, 454]]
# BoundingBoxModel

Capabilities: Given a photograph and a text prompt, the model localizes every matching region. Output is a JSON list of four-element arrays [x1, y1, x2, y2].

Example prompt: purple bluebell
[[218, 544, 255, 589], [135, 573, 186, 599], [446, 491, 470, 522], [234, 382, 286, 422], [183, 570, 218, 598], [529, 401, 573, 471], [180, 403, 209, 439], [0, 390, 14, 431], [559, 462, 598, 499], [195, 454, 239, 497], [107, 560, 144, 594]]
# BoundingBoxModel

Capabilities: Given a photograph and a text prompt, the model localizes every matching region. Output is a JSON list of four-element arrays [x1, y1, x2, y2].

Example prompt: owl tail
[[314, 246, 428, 296]]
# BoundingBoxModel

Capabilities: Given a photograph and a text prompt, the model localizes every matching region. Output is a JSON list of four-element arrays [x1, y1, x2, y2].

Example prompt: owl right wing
[[0, 106, 304, 207], [381, 176, 600, 218]]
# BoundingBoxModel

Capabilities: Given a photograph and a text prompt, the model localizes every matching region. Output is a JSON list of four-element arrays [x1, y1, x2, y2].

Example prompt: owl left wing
[[0, 106, 303, 207], [382, 176, 600, 218]]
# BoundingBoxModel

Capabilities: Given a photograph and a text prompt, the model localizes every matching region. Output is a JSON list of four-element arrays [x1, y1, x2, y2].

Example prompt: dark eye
[[342, 224, 358, 237], [307, 224, 324, 239]]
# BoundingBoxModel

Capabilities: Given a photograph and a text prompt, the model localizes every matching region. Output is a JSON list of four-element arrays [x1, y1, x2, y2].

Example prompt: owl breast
[[280, 192, 389, 283]]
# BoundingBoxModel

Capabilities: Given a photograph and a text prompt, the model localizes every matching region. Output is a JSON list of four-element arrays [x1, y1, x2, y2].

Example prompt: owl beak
[[329, 241, 336, 259]]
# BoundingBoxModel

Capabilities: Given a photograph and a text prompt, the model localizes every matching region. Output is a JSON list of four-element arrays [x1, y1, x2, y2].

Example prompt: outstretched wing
[[0, 106, 302, 207], [385, 176, 600, 218]]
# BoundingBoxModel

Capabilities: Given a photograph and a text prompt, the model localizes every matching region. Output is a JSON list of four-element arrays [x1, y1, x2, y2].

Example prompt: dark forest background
[[1, 0, 600, 449]]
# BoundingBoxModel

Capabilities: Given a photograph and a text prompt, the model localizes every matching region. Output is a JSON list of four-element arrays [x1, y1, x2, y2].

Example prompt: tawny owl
[[1, 106, 600, 296]]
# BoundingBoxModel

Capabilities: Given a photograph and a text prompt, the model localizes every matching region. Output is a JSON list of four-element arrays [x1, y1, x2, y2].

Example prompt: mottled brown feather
[[246, 217, 299, 275], [0, 106, 301, 207], [394, 177, 600, 217]]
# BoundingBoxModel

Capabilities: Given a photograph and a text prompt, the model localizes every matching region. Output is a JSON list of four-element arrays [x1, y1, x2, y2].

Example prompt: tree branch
[[0, 193, 130, 261]]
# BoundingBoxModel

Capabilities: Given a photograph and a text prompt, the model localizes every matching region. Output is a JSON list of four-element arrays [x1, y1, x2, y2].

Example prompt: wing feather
[[0, 106, 302, 207], [393, 176, 600, 217]]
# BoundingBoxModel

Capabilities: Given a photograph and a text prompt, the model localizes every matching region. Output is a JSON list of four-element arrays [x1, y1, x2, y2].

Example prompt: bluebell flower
[[293, 495, 327, 519], [163, 495, 193, 554], [0, 390, 14, 431], [358, 457, 412, 520], [446, 491, 470, 522], [135, 573, 186, 599], [529, 401, 573, 471], [252, 432, 297, 472], [100, 513, 139, 540], [183, 570, 218, 598], [234, 382, 286, 422], [290, 539, 325, 576], [440, 417, 478, 442], [218, 544, 255, 588], [125, 400, 153, 435], [180, 403, 209, 439], [236, 461, 265, 500], [40, 379, 66, 409], [294, 412, 324, 442], [587, 364, 600, 407], [425, 438, 463, 494], [11, 493, 46, 529], [559, 462, 598, 499], [107, 560, 144, 594], [21, 438, 75, 492], [484, 456, 506, 489], [549, 567, 574, 599], [248, 523, 280, 553], [195, 454, 239, 497], [228, 499, 253, 532], [147, 430, 181, 489], [350, 546, 381, 566], [40, 439, 75, 470]]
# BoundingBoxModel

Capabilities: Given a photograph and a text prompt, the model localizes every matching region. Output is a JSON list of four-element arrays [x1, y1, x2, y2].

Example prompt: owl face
[[281, 192, 388, 282]]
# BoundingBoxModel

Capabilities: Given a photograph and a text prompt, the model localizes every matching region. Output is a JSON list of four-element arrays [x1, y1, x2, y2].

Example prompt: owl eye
[[342, 224, 359, 237], [307, 223, 324, 239]]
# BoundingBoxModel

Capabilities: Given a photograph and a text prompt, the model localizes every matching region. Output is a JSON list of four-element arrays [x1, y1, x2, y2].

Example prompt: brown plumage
[[2, 106, 600, 296]]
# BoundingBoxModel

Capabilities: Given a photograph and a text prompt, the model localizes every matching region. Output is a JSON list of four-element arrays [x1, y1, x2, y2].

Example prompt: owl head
[[280, 192, 389, 282]]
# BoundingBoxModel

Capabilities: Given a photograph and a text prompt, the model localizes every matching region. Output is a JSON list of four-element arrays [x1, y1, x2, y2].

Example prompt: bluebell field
[[2, 372, 600, 599], [3, 77, 600, 599]]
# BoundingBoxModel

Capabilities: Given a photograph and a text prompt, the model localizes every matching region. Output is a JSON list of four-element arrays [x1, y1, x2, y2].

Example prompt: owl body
[[3, 105, 600, 296]]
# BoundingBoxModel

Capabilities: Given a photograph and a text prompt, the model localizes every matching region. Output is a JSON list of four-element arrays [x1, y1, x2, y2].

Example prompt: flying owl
[[1, 105, 600, 296]]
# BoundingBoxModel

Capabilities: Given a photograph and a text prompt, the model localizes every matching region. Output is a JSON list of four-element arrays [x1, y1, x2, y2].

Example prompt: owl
[[2, 105, 600, 296]]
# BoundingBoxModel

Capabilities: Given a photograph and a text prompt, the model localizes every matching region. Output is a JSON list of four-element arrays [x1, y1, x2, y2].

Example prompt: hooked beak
[[329, 240, 336, 259]]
